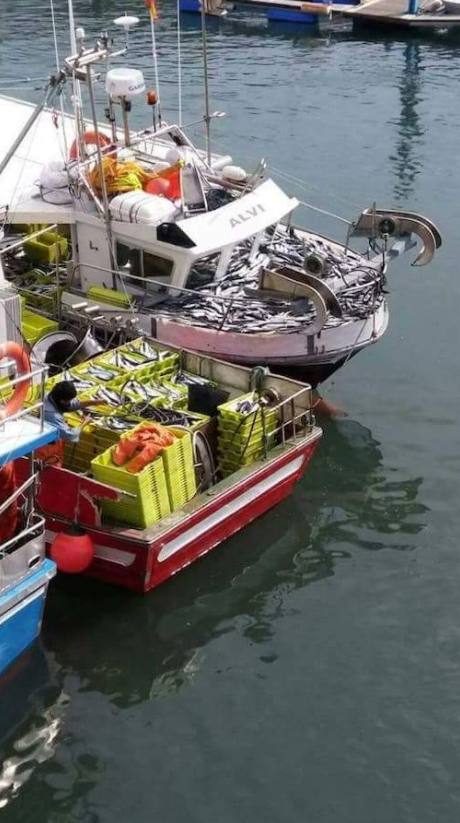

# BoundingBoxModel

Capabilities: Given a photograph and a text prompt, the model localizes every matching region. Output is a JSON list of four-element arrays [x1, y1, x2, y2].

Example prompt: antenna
[[200, 2, 212, 166], [113, 13, 140, 47]]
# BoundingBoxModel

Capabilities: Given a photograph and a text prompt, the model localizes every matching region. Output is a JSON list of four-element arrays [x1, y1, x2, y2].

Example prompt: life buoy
[[69, 131, 112, 162], [0, 342, 31, 422]]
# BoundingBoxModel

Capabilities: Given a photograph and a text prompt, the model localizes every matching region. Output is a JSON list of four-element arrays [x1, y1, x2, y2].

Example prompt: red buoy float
[[50, 525, 94, 573], [0, 342, 31, 422], [69, 131, 112, 162]]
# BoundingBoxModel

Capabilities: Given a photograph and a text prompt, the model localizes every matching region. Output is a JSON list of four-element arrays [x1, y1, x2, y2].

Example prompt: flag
[[145, 0, 158, 20]]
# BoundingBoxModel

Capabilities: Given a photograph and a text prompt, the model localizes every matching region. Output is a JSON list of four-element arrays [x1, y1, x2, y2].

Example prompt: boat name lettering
[[229, 204, 266, 228]]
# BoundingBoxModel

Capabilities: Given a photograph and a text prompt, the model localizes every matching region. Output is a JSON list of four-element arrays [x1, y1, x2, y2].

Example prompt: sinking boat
[[0, 13, 441, 385]]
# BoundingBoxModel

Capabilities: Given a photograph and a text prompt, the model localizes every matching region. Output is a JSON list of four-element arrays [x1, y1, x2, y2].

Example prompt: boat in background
[[0, 7, 441, 386], [0, 280, 57, 676]]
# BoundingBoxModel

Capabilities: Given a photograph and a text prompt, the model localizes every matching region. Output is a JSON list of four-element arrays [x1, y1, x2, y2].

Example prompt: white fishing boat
[[0, 9, 441, 385]]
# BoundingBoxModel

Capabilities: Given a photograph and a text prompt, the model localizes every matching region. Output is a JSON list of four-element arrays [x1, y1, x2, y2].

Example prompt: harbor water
[[1, 1, 460, 820]]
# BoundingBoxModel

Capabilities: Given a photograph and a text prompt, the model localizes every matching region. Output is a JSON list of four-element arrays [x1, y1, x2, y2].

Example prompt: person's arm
[[68, 397, 100, 411]]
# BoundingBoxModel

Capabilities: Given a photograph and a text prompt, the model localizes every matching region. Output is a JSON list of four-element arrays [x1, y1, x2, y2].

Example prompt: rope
[[298, 200, 352, 226], [177, 0, 183, 126]]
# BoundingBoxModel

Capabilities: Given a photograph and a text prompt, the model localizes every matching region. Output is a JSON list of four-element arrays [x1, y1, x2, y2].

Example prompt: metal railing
[[0, 363, 49, 432]]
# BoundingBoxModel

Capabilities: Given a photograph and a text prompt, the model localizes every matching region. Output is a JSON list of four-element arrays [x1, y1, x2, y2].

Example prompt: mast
[[200, 2, 212, 165], [68, 0, 77, 51]]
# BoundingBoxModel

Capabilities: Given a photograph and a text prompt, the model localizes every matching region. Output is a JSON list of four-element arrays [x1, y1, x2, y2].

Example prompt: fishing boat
[[0, 285, 57, 675], [0, 6, 441, 386], [10, 331, 321, 593]]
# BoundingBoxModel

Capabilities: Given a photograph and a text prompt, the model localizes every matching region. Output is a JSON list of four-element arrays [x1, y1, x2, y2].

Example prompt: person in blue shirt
[[38, 381, 99, 466], [44, 381, 87, 442]]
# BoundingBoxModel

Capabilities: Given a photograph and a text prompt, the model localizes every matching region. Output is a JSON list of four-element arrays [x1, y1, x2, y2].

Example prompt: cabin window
[[116, 243, 173, 286], [186, 253, 221, 290]]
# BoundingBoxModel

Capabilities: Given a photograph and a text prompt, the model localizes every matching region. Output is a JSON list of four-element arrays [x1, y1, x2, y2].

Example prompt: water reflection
[[0, 417, 429, 817], [36, 418, 428, 710], [0, 646, 66, 812], [389, 42, 424, 201]]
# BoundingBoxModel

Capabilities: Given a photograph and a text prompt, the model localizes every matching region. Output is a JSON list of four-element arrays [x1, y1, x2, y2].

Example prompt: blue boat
[[0, 343, 58, 677]]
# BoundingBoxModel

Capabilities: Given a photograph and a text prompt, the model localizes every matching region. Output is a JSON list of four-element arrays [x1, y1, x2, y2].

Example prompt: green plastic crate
[[87, 285, 134, 309], [91, 446, 170, 528], [22, 309, 58, 345], [217, 392, 279, 439], [162, 427, 197, 511], [23, 231, 68, 265]]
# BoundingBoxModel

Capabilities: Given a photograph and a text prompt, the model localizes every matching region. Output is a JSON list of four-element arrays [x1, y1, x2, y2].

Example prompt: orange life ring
[[0, 342, 31, 422], [69, 131, 112, 162]]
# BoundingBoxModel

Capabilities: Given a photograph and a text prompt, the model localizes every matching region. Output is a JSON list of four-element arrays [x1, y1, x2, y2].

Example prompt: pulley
[[304, 252, 327, 277]]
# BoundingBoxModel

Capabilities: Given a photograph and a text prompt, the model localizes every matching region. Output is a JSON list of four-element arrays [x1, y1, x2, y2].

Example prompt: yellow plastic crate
[[22, 309, 58, 345], [87, 285, 134, 309], [218, 392, 279, 439], [162, 427, 197, 511], [91, 445, 170, 528], [23, 231, 68, 265]]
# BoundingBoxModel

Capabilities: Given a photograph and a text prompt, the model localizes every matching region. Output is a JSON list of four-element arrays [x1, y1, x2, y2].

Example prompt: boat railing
[[0, 363, 49, 432], [0, 512, 45, 559], [263, 385, 315, 450]]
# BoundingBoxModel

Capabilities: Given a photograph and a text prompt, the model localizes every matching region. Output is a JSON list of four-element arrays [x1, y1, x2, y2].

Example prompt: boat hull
[[22, 435, 320, 593], [0, 559, 55, 677], [153, 301, 389, 385]]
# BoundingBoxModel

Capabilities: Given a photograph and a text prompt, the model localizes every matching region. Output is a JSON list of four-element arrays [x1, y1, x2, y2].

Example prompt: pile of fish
[[157, 227, 384, 334]]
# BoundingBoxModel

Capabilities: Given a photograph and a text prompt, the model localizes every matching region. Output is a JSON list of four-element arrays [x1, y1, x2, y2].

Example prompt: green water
[[1, 1, 460, 820]]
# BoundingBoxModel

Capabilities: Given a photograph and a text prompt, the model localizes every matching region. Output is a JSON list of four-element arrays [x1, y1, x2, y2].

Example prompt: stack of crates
[[90, 422, 197, 528], [91, 445, 171, 529], [63, 413, 143, 473], [217, 392, 279, 477], [162, 426, 197, 511]]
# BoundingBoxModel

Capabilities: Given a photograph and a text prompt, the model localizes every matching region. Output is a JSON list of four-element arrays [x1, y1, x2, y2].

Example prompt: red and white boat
[[15, 343, 321, 593]]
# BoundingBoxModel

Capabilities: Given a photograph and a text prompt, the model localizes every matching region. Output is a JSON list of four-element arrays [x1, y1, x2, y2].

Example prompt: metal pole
[[150, 14, 162, 124], [408, 0, 418, 11], [86, 65, 116, 277], [200, 0, 212, 165], [0, 90, 53, 178], [68, 0, 77, 51]]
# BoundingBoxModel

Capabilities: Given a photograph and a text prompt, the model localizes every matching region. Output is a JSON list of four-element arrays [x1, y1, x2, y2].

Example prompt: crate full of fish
[[117, 376, 188, 410], [217, 392, 279, 439], [70, 361, 125, 386], [95, 339, 179, 378]]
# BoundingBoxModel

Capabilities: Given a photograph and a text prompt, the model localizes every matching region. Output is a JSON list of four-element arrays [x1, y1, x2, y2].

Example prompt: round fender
[[69, 131, 112, 162], [0, 342, 31, 422]]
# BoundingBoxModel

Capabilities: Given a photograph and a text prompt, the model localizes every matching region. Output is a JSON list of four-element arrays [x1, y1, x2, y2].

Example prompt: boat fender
[[51, 524, 94, 573], [0, 342, 31, 422], [69, 131, 113, 162]]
